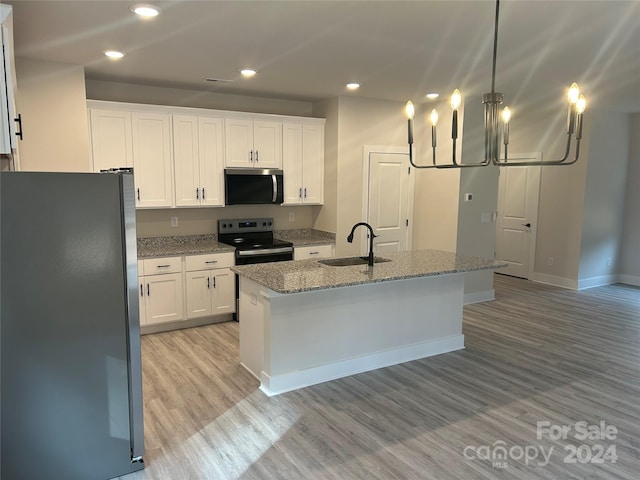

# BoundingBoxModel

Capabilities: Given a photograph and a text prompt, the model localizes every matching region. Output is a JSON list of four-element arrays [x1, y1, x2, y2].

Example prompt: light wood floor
[[118, 275, 640, 480]]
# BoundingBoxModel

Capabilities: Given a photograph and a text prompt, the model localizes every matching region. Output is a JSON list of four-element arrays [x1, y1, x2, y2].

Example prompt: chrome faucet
[[347, 222, 378, 266]]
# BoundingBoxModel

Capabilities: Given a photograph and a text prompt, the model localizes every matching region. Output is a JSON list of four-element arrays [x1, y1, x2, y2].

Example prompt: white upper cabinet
[[1, 5, 19, 160], [173, 114, 224, 207], [225, 117, 282, 169], [88, 104, 174, 208], [131, 112, 174, 208], [282, 121, 324, 205], [89, 109, 133, 171]]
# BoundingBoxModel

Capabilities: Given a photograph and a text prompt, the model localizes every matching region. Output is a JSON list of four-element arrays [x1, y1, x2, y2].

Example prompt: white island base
[[239, 272, 465, 396]]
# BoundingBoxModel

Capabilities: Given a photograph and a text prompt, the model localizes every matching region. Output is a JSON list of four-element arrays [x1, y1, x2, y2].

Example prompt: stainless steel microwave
[[224, 169, 284, 205]]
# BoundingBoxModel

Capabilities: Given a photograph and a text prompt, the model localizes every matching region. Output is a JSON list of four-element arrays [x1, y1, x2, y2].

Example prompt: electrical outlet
[[289, 212, 295, 222], [170, 216, 178, 227], [547, 257, 554, 266]]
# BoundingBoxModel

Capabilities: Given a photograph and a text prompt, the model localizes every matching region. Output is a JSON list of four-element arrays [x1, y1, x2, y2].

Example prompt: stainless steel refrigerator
[[0, 170, 144, 480]]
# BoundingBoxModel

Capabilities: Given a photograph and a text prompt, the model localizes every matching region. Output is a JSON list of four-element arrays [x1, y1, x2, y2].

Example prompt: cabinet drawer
[[185, 252, 234, 271], [294, 244, 333, 261], [142, 256, 182, 275]]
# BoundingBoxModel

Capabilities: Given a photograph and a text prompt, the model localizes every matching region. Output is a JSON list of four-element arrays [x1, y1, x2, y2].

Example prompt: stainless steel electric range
[[217, 218, 293, 265]]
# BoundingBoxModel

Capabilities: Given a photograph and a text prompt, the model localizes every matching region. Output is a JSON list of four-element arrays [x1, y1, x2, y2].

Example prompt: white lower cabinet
[[139, 257, 184, 325], [185, 252, 235, 319], [293, 244, 333, 261], [185, 268, 235, 318]]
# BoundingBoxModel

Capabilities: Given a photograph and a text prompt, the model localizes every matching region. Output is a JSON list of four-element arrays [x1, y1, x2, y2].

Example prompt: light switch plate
[[464, 193, 473, 202]]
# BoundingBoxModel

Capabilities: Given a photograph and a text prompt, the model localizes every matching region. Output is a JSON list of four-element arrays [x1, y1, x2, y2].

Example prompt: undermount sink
[[318, 256, 391, 267]]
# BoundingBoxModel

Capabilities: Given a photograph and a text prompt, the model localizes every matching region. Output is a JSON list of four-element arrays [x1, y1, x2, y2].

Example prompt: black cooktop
[[217, 218, 293, 251]]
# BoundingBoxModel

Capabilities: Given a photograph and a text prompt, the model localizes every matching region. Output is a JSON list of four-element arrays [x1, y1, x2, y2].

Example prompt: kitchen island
[[232, 249, 504, 396]]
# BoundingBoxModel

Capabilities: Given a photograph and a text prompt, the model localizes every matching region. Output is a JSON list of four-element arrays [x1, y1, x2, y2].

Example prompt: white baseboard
[[531, 272, 578, 290], [577, 274, 619, 290], [619, 274, 640, 287], [259, 334, 465, 397], [464, 290, 495, 305]]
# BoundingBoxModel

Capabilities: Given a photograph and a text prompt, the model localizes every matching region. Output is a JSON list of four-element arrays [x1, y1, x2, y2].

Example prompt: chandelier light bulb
[[502, 106, 511, 123], [568, 83, 580, 104], [576, 95, 587, 114], [450, 89, 462, 110], [405, 101, 415, 120], [430, 109, 439, 126]]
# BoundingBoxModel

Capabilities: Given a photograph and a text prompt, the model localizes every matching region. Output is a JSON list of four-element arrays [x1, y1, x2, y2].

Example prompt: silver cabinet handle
[[202, 188, 206, 199], [304, 187, 307, 199], [137, 188, 140, 201], [196, 188, 200, 199], [140, 284, 144, 297], [205, 260, 218, 264], [249, 150, 253, 162], [213, 276, 217, 288], [255, 150, 259, 163], [299, 187, 302, 199], [309, 251, 320, 255], [157, 264, 171, 268], [207, 277, 210, 289], [147, 283, 150, 296]]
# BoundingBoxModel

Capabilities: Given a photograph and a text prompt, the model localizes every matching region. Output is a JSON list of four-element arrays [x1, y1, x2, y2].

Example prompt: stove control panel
[[218, 218, 274, 234]]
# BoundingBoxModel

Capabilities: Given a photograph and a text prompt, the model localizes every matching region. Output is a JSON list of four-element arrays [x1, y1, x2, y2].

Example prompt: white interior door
[[364, 147, 414, 255], [495, 153, 541, 279]]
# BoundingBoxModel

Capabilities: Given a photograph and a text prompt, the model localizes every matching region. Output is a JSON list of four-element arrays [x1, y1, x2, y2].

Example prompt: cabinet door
[[173, 114, 200, 207], [302, 124, 324, 204], [282, 123, 303, 204], [211, 268, 235, 314], [198, 116, 224, 206], [1, 22, 17, 155], [132, 112, 173, 208], [144, 272, 184, 324], [224, 118, 253, 167], [89, 109, 133, 172], [185, 270, 213, 319], [253, 120, 282, 168]]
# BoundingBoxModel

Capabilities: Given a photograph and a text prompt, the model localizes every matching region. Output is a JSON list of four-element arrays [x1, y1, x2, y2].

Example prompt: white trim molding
[[577, 274, 619, 290], [531, 272, 578, 290]]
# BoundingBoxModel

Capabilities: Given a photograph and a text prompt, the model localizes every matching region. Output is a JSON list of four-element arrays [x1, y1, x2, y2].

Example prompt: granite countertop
[[231, 249, 507, 294], [137, 229, 335, 258], [274, 229, 335, 247], [137, 234, 234, 258]]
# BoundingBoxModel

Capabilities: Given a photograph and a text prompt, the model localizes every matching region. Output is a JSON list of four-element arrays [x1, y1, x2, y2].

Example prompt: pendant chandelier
[[405, 0, 587, 168]]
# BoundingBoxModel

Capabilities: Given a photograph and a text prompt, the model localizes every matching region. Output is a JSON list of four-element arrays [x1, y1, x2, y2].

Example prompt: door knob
[[522, 223, 531, 228]]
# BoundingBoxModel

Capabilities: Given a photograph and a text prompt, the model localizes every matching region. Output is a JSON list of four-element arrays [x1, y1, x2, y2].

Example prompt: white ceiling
[[6, 0, 640, 112]]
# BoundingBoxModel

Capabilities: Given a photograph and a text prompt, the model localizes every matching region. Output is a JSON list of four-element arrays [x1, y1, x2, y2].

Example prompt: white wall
[[15, 58, 91, 172], [578, 110, 630, 288], [86, 79, 313, 117], [136, 205, 314, 238], [311, 98, 339, 234], [620, 113, 640, 286], [330, 96, 408, 256]]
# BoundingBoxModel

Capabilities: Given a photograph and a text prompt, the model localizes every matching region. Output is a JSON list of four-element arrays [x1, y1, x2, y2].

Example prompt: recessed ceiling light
[[240, 69, 257, 78], [104, 50, 125, 59], [426, 93, 440, 99], [130, 4, 161, 17], [346, 83, 360, 90]]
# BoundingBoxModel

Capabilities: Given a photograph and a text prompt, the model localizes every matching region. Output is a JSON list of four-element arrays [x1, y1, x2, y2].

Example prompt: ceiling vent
[[203, 77, 234, 84]]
